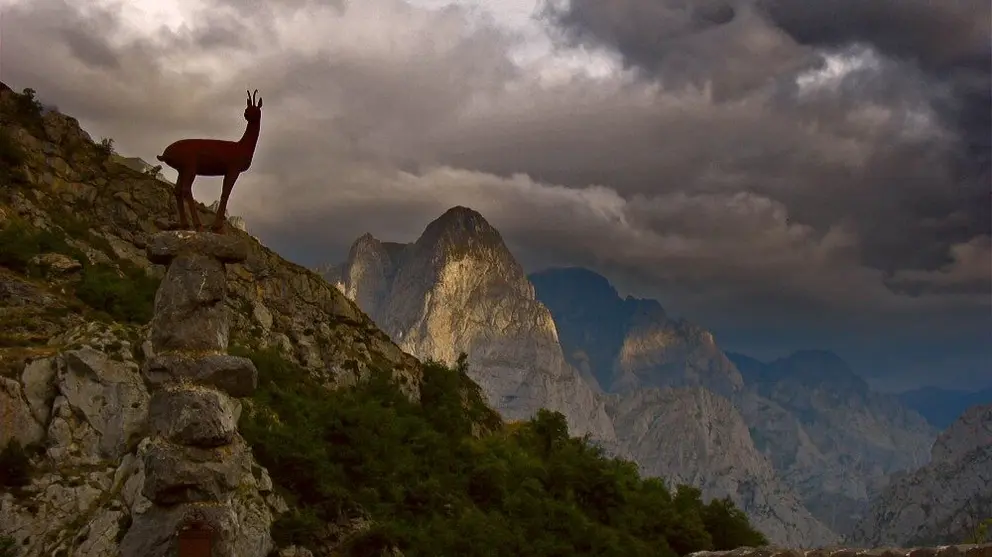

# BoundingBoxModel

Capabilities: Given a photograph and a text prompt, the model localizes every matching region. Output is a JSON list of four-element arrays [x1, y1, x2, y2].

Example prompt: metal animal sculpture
[[157, 89, 263, 233]]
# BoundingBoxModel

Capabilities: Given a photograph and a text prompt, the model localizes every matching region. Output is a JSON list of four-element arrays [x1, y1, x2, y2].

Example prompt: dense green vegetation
[[0, 218, 159, 324], [238, 347, 768, 557]]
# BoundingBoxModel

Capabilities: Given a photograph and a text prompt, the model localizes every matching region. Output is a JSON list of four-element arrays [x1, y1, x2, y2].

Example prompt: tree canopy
[[237, 347, 768, 556]]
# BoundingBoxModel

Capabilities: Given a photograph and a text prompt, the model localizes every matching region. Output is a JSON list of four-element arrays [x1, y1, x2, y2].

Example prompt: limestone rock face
[[328, 206, 617, 443], [608, 387, 837, 547], [0, 322, 280, 557], [850, 404, 992, 546], [731, 351, 937, 536]]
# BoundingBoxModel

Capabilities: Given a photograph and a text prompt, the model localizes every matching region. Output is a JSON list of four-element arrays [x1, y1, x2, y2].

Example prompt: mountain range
[[322, 205, 947, 546], [898, 386, 992, 430]]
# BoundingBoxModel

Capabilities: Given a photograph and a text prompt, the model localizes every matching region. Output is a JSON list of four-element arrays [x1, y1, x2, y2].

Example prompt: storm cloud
[[1, 0, 988, 390]]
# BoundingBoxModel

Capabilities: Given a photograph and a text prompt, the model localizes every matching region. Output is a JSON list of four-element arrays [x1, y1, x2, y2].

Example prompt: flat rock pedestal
[[120, 231, 272, 557]]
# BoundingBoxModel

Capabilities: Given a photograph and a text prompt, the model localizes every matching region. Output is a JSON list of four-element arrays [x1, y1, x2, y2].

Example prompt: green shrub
[[96, 137, 116, 160], [14, 88, 43, 120], [0, 218, 159, 323], [966, 517, 992, 543], [0, 440, 32, 488], [0, 127, 26, 183], [0, 535, 18, 557], [702, 496, 769, 549], [238, 347, 767, 556], [75, 262, 159, 324], [0, 219, 83, 273]]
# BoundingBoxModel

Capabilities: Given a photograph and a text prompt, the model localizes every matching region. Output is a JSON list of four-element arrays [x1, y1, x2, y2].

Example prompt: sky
[[0, 0, 989, 392]]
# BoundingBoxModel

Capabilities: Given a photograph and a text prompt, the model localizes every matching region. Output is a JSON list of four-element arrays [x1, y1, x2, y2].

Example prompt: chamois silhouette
[[157, 89, 263, 233]]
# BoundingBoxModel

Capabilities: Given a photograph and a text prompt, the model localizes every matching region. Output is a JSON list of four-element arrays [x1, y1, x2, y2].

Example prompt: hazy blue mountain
[[898, 386, 992, 429]]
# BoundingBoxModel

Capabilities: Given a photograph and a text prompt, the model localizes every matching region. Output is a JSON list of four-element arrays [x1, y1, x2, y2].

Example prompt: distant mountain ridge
[[530, 267, 743, 398], [531, 266, 936, 536], [849, 403, 992, 545], [899, 386, 992, 429]]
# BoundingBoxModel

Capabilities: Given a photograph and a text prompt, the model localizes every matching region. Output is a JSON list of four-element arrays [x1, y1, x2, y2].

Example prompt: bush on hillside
[[96, 137, 116, 160], [0, 218, 159, 324], [0, 220, 83, 273], [238, 347, 768, 556], [0, 440, 32, 488], [75, 261, 159, 324], [0, 535, 18, 557], [967, 518, 992, 543], [0, 127, 26, 182]]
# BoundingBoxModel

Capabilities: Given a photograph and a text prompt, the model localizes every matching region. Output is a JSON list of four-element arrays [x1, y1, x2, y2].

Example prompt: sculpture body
[[157, 90, 263, 233]]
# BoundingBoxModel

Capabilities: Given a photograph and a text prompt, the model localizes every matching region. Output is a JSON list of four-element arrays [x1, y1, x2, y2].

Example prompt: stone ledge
[[141, 436, 252, 505], [148, 387, 241, 448], [686, 544, 992, 557], [147, 230, 248, 265], [143, 353, 258, 397]]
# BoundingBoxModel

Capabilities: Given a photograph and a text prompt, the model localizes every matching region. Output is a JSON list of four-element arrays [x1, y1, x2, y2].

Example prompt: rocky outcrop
[[0, 234, 282, 557], [686, 545, 992, 557], [118, 230, 273, 557], [327, 207, 617, 443], [850, 404, 992, 546], [608, 387, 837, 547], [0, 319, 282, 557]]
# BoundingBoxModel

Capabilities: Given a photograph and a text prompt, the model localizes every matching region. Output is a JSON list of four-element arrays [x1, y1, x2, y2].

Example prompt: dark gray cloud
[[542, 0, 991, 275], [2, 0, 988, 390]]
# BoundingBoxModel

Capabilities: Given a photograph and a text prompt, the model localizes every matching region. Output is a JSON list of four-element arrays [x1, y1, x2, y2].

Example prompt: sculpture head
[[244, 89, 263, 122]]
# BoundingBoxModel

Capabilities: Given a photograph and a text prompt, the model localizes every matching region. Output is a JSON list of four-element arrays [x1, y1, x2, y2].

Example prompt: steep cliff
[[850, 403, 992, 545], [327, 207, 617, 443]]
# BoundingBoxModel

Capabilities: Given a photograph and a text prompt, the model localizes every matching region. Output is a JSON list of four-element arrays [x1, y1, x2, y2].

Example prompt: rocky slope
[[730, 351, 937, 535], [326, 207, 617, 444], [606, 387, 837, 546], [850, 403, 992, 546], [528, 265, 935, 538], [0, 82, 421, 555], [327, 210, 837, 546]]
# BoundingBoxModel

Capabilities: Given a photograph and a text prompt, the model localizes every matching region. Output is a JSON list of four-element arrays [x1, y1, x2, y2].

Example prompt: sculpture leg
[[210, 172, 239, 234], [184, 176, 203, 232], [174, 172, 192, 229]]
